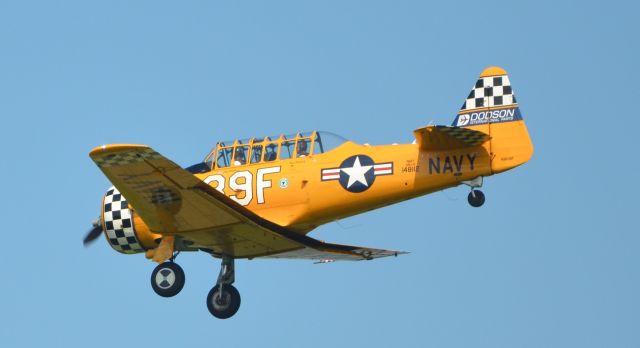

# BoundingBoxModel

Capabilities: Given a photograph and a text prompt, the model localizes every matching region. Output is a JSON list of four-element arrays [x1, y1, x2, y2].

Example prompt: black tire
[[206, 284, 241, 319], [150, 262, 185, 297], [467, 190, 486, 207]]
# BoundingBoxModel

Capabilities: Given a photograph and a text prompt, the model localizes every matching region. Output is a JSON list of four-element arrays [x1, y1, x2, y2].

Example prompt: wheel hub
[[213, 291, 231, 310], [155, 268, 176, 289]]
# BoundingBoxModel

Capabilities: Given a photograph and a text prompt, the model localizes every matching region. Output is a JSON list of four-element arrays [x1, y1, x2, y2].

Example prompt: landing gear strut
[[463, 176, 485, 208], [206, 255, 241, 319], [150, 256, 185, 297]]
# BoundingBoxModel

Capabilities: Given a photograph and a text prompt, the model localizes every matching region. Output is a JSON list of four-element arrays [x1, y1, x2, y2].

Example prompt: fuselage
[[192, 140, 492, 233]]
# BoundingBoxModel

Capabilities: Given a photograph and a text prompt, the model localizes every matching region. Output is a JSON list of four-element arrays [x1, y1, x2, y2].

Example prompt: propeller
[[83, 218, 103, 246]]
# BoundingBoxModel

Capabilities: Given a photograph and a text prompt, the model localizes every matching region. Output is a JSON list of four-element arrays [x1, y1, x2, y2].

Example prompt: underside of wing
[[259, 242, 406, 262], [90, 144, 406, 261], [413, 125, 490, 151]]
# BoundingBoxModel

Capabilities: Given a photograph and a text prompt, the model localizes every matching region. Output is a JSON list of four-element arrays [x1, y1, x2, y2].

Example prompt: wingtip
[[89, 144, 149, 157]]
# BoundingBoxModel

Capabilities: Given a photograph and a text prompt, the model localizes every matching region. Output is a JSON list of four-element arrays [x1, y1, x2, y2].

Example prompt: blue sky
[[1, 1, 639, 347]]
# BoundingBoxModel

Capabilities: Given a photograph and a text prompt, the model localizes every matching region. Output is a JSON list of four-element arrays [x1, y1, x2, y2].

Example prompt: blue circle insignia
[[338, 155, 375, 193]]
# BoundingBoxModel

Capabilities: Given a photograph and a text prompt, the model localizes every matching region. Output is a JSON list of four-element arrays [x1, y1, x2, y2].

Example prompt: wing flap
[[413, 125, 490, 151]]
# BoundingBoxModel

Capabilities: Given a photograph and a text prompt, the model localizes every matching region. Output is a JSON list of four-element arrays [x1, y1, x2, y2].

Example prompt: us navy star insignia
[[321, 155, 393, 193], [341, 156, 373, 188]]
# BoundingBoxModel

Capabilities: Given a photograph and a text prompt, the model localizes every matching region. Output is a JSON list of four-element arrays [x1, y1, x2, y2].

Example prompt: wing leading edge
[[89, 144, 406, 261]]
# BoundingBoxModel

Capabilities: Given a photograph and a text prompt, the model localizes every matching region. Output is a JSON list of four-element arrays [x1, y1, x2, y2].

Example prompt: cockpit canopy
[[199, 131, 347, 170]]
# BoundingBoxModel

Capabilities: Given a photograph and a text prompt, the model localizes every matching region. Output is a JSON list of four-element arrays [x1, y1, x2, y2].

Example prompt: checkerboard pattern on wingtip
[[150, 187, 181, 205], [103, 187, 145, 254], [93, 148, 162, 168], [460, 75, 517, 112]]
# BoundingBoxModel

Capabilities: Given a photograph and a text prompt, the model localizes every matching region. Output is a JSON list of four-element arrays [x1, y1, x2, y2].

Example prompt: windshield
[[315, 131, 347, 153]]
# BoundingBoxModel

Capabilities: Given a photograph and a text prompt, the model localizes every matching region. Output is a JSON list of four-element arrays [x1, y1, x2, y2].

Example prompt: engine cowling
[[101, 187, 161, 254]]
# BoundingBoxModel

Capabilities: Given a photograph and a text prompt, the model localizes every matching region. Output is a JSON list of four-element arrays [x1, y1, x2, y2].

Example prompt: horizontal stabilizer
[[413, 125, 490, 151]]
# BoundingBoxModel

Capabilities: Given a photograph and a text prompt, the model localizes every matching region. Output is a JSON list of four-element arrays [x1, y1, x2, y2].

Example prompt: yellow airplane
[[84, 66, 533, 319]]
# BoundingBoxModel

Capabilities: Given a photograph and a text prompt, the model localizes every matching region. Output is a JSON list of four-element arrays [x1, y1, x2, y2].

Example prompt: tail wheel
[[207, 284, 241, 319], [151, 262, 185, 297], [468, 190, 485, 207]]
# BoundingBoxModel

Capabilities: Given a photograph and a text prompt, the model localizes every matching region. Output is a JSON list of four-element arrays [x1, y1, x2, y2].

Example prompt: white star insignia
[[341, 156, 373, 188]]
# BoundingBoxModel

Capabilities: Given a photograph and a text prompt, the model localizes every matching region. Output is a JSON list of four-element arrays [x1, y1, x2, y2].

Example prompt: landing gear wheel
[[468, 190, 485, 207], [206, 284, 241, 319], [151, 262, 185, 297]]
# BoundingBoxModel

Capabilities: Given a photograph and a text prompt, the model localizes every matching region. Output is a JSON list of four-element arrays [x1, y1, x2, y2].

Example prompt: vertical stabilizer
[[452, 67, 533, 173]]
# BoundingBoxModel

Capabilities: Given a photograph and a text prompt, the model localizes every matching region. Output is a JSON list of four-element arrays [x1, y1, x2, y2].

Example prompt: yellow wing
[[90, 144, 405, 261], [413, 125, 490, 151]]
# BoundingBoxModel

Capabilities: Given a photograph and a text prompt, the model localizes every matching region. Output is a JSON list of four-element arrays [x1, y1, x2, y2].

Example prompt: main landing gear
[[463, 176, 486, 208], [150, 253, 241, 319], [206, 256, 241, 319]]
